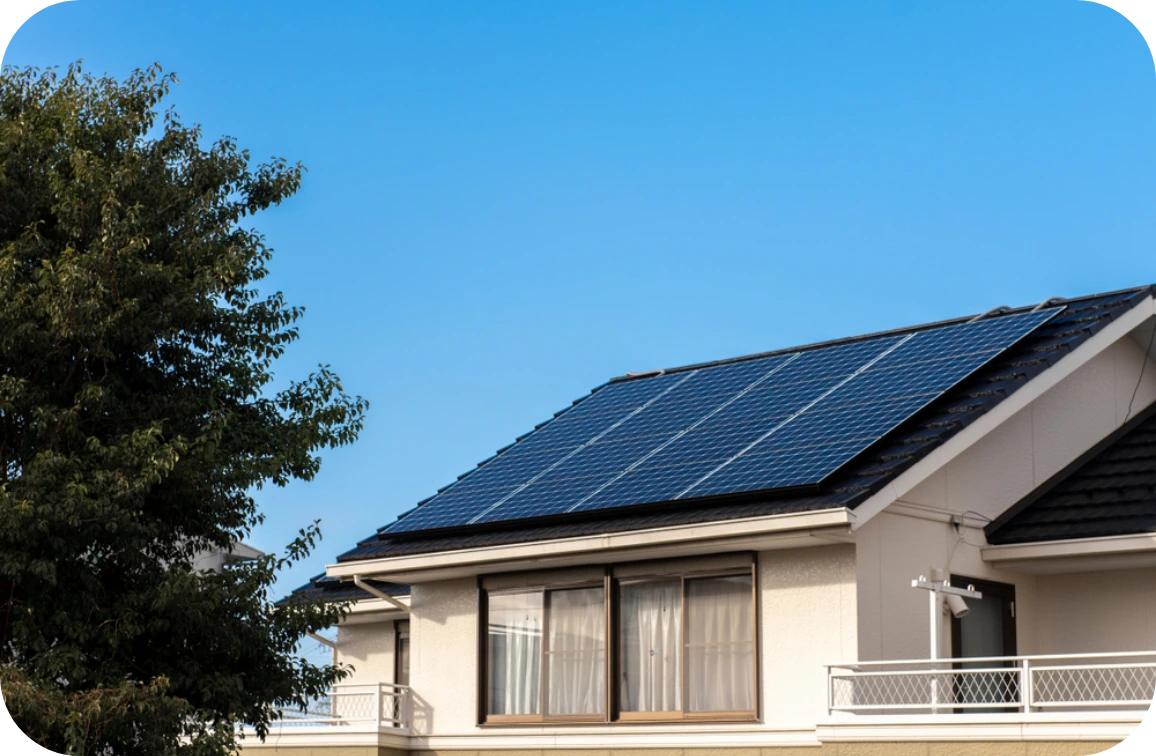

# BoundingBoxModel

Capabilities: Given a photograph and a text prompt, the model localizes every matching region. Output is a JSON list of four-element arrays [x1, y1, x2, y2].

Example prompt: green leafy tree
[[0, 63, 365, 754]]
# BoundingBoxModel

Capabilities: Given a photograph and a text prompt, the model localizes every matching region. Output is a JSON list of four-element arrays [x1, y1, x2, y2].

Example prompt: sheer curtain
[[619, 580, 682, 712], [487, 592, 543, 715], [686, 575, 753, 712], [546, 587, 605, 715]]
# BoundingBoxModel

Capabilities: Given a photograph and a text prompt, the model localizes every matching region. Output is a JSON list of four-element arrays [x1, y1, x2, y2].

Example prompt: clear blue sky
[[7, 0, 1156, 602]]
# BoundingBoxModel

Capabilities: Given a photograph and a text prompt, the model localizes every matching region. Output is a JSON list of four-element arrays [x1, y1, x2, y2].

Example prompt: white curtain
[[546, 587, 605, 715], [487, 592, 542, 715], [619, 581, 682, 712], [686, 575, 753, 712]]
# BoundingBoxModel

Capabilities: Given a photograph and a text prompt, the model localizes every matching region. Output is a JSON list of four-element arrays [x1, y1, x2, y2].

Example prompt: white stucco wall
[[760, 544, 857, 728], [1035, 567, 1156, 654], [336, 620, 396, 683], [408, 577, 478, 736], [857, 333, 1156, 663]]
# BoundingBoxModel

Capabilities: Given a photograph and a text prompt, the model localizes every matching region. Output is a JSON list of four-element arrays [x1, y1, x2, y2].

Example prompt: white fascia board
[[850, 295, 1156, 531], [326, 507, 853, 583], [981, 533, 1156, 575]]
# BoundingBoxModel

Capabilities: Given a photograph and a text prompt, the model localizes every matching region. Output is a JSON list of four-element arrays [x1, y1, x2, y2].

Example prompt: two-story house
[[258, 285, 1156, 756]]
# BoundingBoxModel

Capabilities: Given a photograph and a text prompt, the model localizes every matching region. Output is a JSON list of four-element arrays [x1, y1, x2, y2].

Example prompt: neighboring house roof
[[283, 573, 410, 604], [987, 404, 1156, 545], [326, 286, 1152, 568]]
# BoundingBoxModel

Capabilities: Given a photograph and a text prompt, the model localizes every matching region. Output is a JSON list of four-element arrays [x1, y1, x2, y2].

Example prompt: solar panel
[[384, 308, 1059, 534]]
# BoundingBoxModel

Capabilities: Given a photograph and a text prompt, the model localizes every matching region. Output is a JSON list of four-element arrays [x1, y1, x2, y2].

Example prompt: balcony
[[826, 651, 1156, 715], [819, 652, 1156, 743], [271, 682, 411, 732], [240, 683, 413, 751]]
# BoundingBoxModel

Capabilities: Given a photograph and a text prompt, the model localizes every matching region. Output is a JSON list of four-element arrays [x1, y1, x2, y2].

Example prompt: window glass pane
[[395, 621, 410, 687], [396, 638, 410, 687], [487, 591, 543, 715], [619, 580, 682, 712], [686, 574, 754, 712], [546, 587, 605, 716]]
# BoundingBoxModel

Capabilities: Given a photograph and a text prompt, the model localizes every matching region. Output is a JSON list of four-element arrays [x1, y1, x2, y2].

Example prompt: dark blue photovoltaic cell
[[385, 308, 1059, 534], [569, 461, 723, 514]]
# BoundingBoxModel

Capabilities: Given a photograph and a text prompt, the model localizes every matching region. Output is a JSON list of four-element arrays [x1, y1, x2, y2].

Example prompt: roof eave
[[326, 506, 855, 583]]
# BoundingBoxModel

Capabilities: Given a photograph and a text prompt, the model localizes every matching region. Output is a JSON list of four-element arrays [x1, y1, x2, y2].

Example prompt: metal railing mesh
[[831, 668, 1020, 710], [828, 653, 1156, 714], [1033, 664, 1156, 707]]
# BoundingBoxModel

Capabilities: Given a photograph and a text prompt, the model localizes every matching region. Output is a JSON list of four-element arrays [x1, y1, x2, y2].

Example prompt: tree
[[0, 62, 366, 755]]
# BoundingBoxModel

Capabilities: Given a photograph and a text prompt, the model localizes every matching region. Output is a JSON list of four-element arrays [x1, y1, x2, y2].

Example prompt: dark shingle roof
[[282, 573, 409, 604], [329, 286, 1152, 566], [986, 405, 1156, 545]]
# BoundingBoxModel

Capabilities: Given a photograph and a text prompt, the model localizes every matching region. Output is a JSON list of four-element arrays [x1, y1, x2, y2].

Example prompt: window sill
[[479, 715, 760, 728]]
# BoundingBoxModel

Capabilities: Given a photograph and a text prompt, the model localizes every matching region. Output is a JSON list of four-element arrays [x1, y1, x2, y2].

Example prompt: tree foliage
[[0, 62, 365, 754]]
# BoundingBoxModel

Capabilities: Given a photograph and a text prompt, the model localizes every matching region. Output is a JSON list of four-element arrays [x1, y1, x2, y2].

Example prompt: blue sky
[[6, 0, 1156, 605]]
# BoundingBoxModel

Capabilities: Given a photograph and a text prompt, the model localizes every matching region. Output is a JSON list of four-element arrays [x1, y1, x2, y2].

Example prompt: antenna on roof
[[966, 305, 1010, 323], [1031, 296, 1066, 312]]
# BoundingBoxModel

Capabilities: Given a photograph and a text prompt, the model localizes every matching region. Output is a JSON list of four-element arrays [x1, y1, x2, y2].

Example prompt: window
[[480, 560, 756, 725], [485, 584, 606, 722], [394, 620, 410, 687], [618, 574, 755, 720]]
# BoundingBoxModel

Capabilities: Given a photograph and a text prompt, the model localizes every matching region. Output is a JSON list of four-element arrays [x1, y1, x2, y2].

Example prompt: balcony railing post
[[374, 683, 383, 729], [1022, 658, 1032, 714]]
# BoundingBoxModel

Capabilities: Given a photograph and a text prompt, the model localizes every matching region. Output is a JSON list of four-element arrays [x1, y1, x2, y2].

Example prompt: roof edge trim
[[326, 507, 853, 582]]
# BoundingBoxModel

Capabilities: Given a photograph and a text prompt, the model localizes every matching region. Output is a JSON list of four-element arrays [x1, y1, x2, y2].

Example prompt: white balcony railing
[[827, 651, 1156, 715], [275, 682, 410, 731]]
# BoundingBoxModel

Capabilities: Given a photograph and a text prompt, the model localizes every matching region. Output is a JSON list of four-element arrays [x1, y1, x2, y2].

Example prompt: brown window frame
[[478, 558, 758, 727]]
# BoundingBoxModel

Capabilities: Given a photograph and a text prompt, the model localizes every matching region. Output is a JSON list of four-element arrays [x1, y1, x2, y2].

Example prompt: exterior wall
[[397, 546, 857, 741], [855, 509, 1040, 662], [1035, 567, 1156, 654], [337, 620, 397, 683], [857, 336, 1156, 663], [760, 544, 857, 728], [408, 577, 479, 737]]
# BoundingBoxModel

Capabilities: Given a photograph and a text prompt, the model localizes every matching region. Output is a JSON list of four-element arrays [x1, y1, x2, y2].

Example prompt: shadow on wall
[[409, 689, 434, 736]]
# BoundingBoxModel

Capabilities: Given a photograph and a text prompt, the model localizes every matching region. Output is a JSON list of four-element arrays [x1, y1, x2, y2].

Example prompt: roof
[[287, 286, 1154, 602], [986, 404, 1156, 545], [327, 286, 1153, 566], [281, 573, 409, 604]]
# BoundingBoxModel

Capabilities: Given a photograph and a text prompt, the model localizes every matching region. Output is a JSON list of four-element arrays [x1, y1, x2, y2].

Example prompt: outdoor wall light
[[945, 593, 970, 619]]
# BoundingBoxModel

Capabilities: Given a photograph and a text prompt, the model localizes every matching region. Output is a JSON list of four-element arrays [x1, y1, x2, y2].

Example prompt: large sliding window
[[481, 560, 756, 725]]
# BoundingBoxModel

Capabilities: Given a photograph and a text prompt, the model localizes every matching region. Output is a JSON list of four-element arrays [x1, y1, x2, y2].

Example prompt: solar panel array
[[385, 309, 1059, 535]]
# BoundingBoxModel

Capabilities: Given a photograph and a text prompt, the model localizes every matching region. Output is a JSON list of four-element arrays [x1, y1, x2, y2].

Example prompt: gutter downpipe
[[353, 574, 411, 614]]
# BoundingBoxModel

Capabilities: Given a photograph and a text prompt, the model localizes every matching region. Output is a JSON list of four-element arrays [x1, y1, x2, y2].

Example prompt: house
[[192, 540, 264, 574], [257, 286, 1156, 756]]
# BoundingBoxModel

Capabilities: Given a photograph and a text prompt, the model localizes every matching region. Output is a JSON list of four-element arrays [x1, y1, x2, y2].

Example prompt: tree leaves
[[0, 62, 364, 754]]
